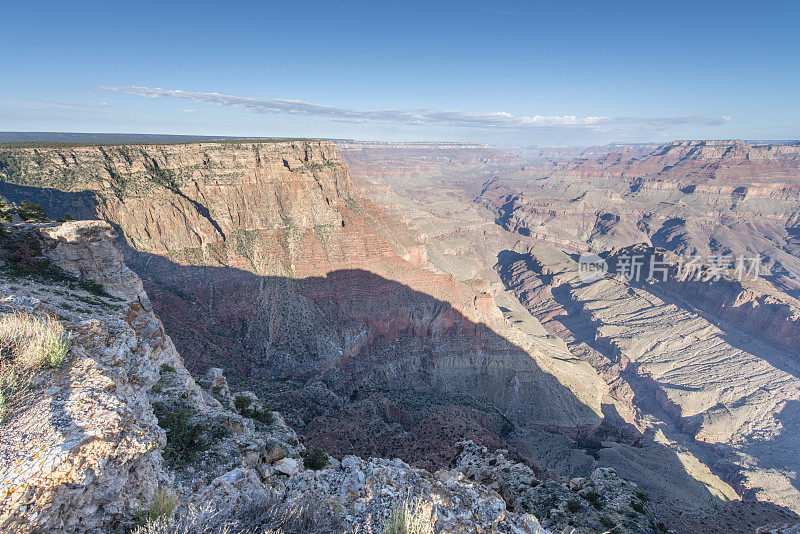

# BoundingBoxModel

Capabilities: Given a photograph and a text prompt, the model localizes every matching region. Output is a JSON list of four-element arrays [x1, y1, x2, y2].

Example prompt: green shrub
[[151, 400, 223, 468], [146, 488, 178, 522], [233, 393, 274, 425], [584, 490, 603, 509], [254, 409, 274, 425], [302, 448, 328, 470], [234, 394, 251, 413], [17, 201, 47, 222], [0, 200, 11, 223]]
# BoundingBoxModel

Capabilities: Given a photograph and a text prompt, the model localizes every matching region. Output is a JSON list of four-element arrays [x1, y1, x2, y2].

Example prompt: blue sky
[[1, 0, 798, 145]]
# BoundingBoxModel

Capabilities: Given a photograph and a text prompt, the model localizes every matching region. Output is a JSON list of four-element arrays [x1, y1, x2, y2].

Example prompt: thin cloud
[[100, 85, 731, 132], [21, 98, 111, 110], [1, 98, 113, 115], [474, 5, 521, 16]]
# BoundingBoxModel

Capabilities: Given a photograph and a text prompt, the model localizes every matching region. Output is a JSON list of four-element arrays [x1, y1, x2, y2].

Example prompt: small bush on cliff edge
[[17, 201, 48, 222], [151, 400, 226, 469], [301, 448, 328, 470], [0, 199, 12, 223], [0, 311, 71, 369], [233, 392, 274, 425]]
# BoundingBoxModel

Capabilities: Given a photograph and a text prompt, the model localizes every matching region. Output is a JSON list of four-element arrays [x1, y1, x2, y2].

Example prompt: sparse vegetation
[[382, 498, 435, 534], [151, 399, 226, 469], [143, 157, 180, 193], [1, 245, 116, 300], [233, 393, 274, 425], [566, 498, 582, 513], [136, 488, 178, 525], [17, 201, 48, 221], [584, 489, 603, 509], [231, 229, 260, 260], [233, 394, 251, 413], [0, 199, 12, 223], [132, 493, 342, 534], [0, 150, 23, 180], [301, 448, 329, 470], [0, 311, 70, 421], [0, 311, 70, 369], [0, 137, 305, 149], [301, 160, 339, 172], [599, 514, 616, 529], [0, 366, 18, 421]]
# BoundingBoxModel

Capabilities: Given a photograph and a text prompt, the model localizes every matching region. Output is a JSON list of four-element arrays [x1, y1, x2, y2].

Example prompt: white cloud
[[99, 85, 732, 132]]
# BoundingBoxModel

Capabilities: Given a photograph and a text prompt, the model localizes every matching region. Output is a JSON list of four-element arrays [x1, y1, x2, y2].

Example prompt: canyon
[[339, 139, 800, 520], [2, 137, 799, 531], [0, 141, 604, 469]]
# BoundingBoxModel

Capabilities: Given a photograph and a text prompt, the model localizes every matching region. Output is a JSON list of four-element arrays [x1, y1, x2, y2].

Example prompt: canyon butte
[[1, 137, 799, 533]]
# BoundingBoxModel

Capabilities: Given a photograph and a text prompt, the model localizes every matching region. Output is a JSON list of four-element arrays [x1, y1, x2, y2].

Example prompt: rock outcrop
[[0, 221, 302, 532], [0, 221, 175, 532], [453, 441, 658, 533]]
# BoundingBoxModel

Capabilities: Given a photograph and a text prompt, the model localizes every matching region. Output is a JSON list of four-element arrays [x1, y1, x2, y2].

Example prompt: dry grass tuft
[[146, 489, 178, 523], [0, 311, 71, 421], [0, 311, 71, 369], [382, 498, 435, 534]]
